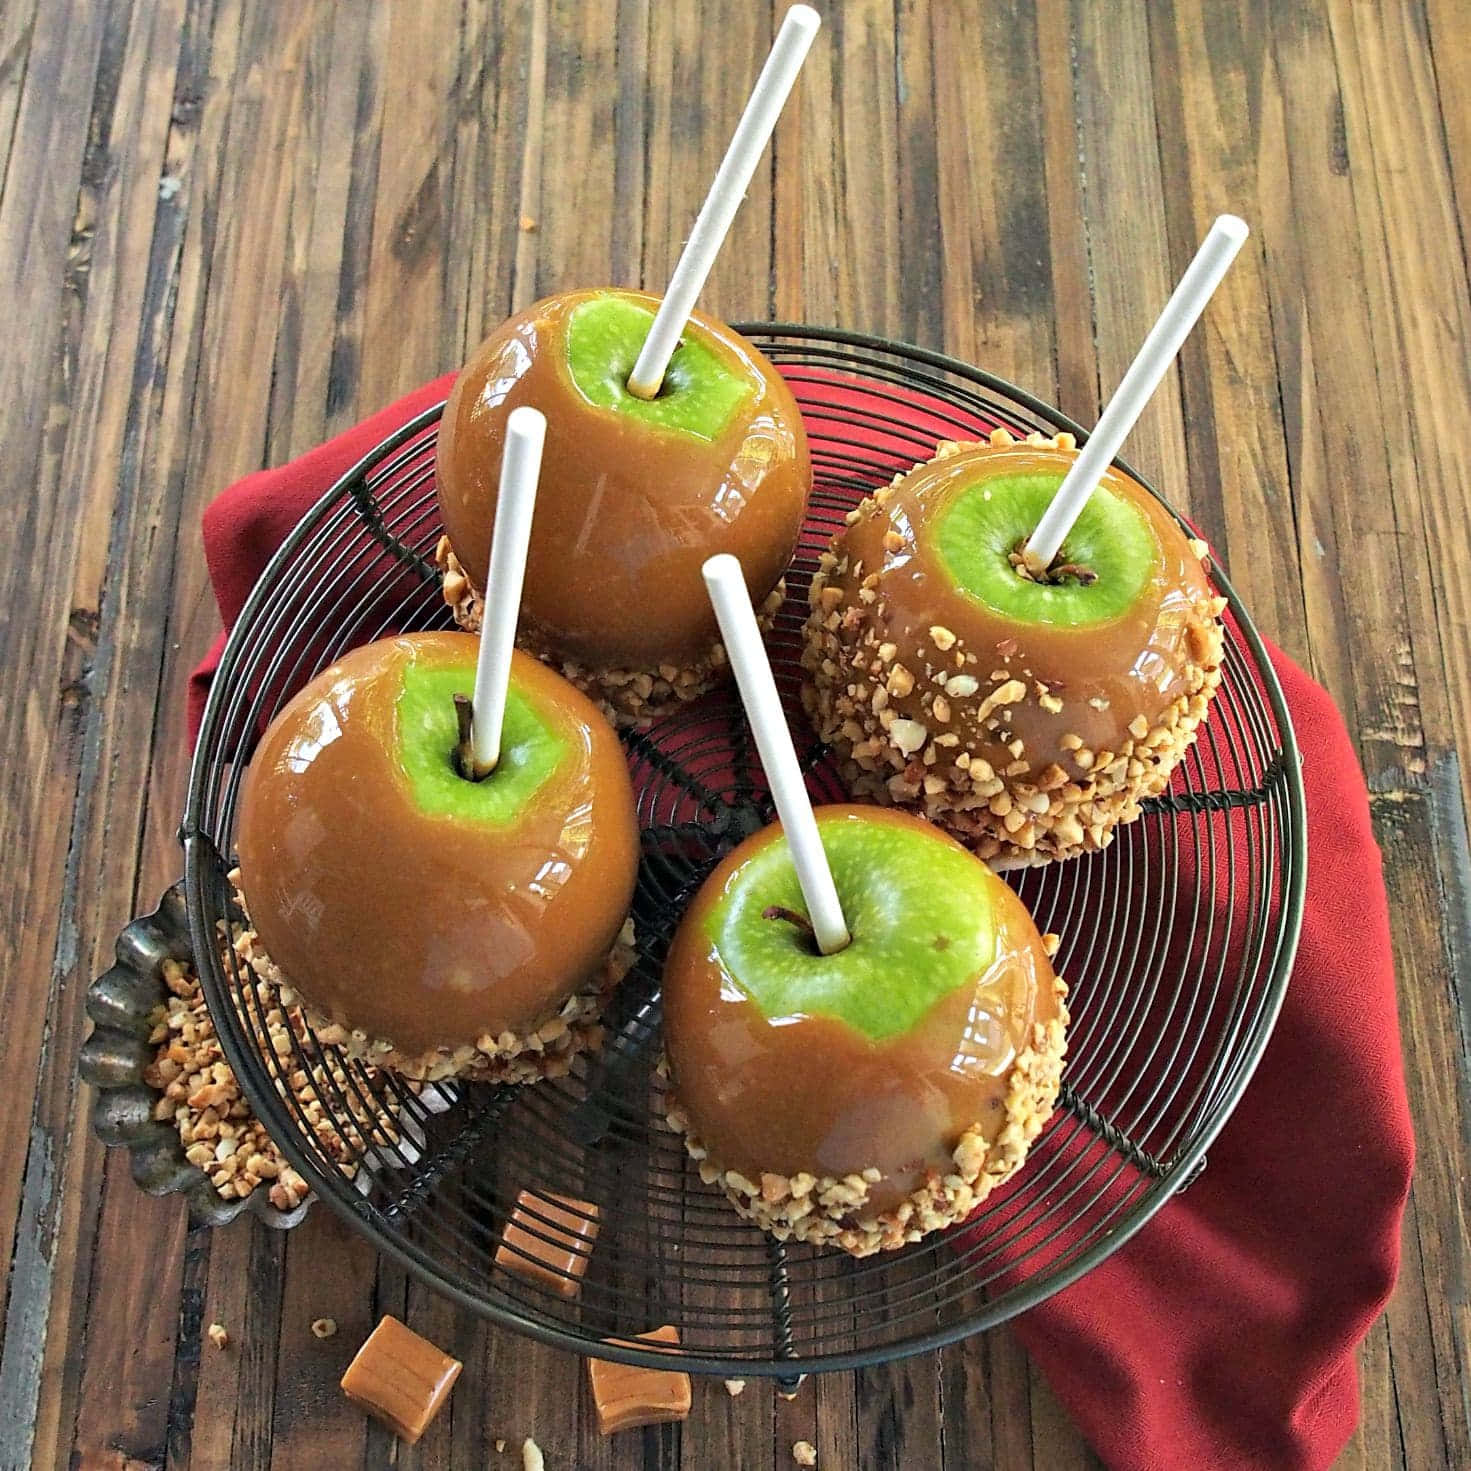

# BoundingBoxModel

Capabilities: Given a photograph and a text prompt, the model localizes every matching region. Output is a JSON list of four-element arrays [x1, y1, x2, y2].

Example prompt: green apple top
[[810, 437, 1221, 791], [662, 805, 1064, 1212], [435, 288, 811, 670], [236, 632, 638, 1055]]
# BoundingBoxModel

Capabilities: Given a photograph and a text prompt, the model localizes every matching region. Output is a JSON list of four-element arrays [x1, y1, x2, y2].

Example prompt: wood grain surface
[[3, 1, 1468, 1467]]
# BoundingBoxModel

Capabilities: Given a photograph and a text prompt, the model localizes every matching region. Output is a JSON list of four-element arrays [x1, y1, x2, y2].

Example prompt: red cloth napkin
[[188, 378, 1413, 1471]]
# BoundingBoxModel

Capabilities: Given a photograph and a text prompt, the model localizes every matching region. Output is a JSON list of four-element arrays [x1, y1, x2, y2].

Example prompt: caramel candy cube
[[340, 1315, 461, 1444], [495, 1190, 601, 1298], [587, 1325, 692, 1435]]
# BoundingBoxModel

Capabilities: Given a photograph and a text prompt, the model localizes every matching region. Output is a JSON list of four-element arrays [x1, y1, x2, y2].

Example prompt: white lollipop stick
[[702, 554, 850, 955], [1022, 214, 1249, 575], [626, 5, 821, 400], [469, 405, 546, 774]]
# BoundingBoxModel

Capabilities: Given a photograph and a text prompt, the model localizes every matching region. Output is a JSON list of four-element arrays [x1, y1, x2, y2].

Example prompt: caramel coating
[[236, 632, 638, 1055], [662, 807, 1063, 1218], [803, 435, 1226, 864], [435, 288, 810, 669]]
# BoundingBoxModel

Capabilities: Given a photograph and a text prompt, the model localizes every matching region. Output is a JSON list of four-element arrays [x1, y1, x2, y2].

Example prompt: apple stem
[[1009, 545, 1098, 587], [453, 693, 495, 781], [1050, 561, 1099, 585], [761, 905, 818, 946]]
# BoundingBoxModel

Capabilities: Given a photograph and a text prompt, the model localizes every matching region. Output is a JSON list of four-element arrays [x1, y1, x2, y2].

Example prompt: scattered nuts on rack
[[724, 1378, 746, 1396], [522, 1438, 545, 1471], [311, 1318, 337, 1339], [207, 1323, 229, 1350], [793, 1441, 818, 1467]]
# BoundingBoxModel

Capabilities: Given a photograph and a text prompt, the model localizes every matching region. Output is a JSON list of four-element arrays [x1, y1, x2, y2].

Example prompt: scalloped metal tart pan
[[79, 881, 312, 1230]]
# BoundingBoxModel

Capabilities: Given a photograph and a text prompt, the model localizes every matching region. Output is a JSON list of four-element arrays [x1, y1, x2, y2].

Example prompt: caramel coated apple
[[803, 432, 1227, 866], [435, 288, 810, 722], [235, 632, 639, 1082], [662, 806, 1067, 1256]]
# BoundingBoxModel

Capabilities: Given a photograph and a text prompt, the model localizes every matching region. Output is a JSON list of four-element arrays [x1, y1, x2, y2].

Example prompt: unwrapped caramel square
[[587, 1325, 692, 1435], [495, 1190, 601, 1298], [340, 1315, 461, 1443]]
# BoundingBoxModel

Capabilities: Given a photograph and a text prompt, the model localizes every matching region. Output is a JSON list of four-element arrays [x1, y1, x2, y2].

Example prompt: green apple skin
[[563, 293, 753, 439], [434, 288, 811, 668], [662, 805, 1062, 1202], [235, 632, 639, 1056], [934, 469, 1158, 627]]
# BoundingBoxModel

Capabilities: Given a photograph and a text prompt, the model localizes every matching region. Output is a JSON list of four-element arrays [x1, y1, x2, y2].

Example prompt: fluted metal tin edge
[[79, 881, 312, 1230]]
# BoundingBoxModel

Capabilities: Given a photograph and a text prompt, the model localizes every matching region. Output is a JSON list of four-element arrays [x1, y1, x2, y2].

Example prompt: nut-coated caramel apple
[[435, 288, 810, 725], [235, 632, 639, 1083], [802, 431, 1227, 867], [662, 805, 1067, 1256]]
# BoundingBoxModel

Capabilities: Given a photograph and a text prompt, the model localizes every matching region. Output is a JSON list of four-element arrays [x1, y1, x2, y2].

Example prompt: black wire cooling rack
[[183, 326, 1306, 1379]]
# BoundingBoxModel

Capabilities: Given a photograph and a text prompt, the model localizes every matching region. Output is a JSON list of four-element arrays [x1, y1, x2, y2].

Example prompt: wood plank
[[1146, 0, 1309, 657], [21, 0, 197, 1459], [1034, 0, 1100, 426], [930, 0, 1056, 392], [0, 0, 39, 198], [1070, 0, 1192, 521], [1329, 0, 1471, 815], [1424, 0, 1471, 281], [355, 2, 461, 413], [1372, 774, 1471, 1471], [645, 0, 770, 322], [0, 0, 111, 1354]]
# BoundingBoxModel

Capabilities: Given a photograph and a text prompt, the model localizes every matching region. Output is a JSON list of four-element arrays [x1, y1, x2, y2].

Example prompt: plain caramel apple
[[435, 288, 809, 679], [236, 632, 638, 1077]]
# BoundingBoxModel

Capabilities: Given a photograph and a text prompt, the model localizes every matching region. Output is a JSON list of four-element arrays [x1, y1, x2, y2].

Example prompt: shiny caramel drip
[[236, 632, 639, 1053], [662, 807, 1061, 1214], [435, 288, 810, 668]]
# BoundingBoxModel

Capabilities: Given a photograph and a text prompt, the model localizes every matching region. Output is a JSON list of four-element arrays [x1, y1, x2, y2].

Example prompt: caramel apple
[[435, 288, 810, 725], [662, 805, 1067, 1256], [802, 431, 1227, 866], [235, 632, 639, 1083]]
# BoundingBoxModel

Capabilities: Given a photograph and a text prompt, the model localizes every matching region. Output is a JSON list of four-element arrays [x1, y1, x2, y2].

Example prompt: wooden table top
[[3, 2, 1468, 1467]]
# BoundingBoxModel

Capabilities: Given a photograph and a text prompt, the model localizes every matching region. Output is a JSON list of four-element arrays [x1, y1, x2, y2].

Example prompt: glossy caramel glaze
[[435, 288, 810, 668], [831, 442, 1216, 780], [662, 807, 1062, 1214], [236, 633, 638, 1054]]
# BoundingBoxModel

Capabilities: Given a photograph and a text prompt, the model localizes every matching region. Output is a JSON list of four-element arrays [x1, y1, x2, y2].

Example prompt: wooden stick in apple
[[625, 5, 821, 401], [702, 553, 850, 955], [462, 404, 547, 778], [1021, 214, 1249, 577]]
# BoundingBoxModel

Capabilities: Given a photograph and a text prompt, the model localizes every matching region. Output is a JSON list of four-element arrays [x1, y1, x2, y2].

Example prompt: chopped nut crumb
[[522, 1437, 545, 1471], [207, 1323, 229, 1350], [143, 948, 412, 1212], [889, 718, 927, 755], [724, 1378, 746, 1396], [519, 215, 537, 232], [311, 1318, 337, 1339], [495, 1439, 507, 1453], [794, 1440, 818, 1466]]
